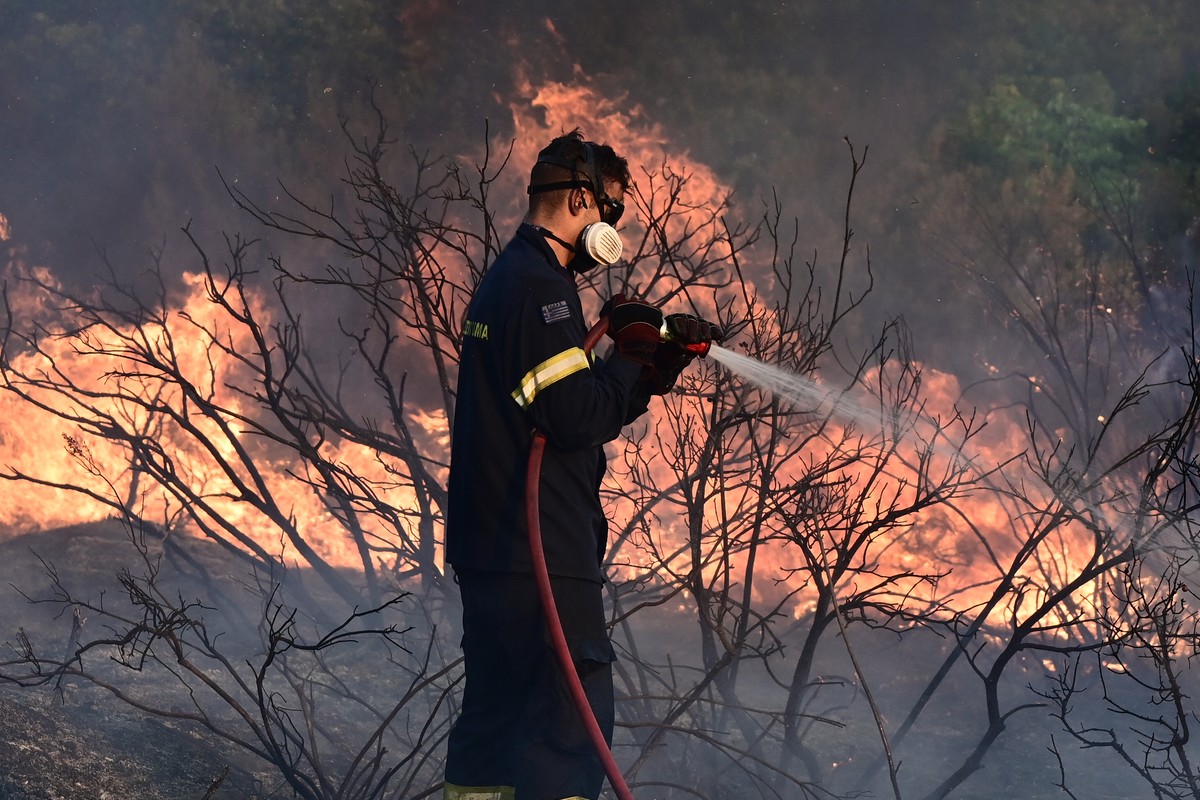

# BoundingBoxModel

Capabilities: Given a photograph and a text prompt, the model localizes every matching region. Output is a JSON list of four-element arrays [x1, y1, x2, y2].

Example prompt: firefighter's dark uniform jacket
[[446, 224, 651, 584]]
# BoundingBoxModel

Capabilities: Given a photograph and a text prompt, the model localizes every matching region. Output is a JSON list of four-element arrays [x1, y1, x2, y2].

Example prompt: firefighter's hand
[[663, 313, 724, 350], [604, 296, 663, 365], [638, 346, 692, 395], [635, 314, 723, 395]]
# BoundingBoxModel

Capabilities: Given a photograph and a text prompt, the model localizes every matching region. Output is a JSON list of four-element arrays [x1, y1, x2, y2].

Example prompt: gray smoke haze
[[3, 3, 1200, 798], [5, 2, 1197, 374]]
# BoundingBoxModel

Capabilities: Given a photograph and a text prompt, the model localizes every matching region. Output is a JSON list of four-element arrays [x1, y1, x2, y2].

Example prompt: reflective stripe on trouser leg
[[442, 783, 515, 800]]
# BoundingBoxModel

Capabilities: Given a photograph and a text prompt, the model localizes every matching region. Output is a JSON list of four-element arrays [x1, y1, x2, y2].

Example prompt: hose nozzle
[[660, 320, 712, 357]]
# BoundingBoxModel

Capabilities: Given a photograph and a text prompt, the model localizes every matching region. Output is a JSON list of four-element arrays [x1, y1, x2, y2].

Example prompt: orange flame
[[493, 75, 1115, 628], [0, 73, 1125, 638], [0, 263, 436, 570], [501, 74, 735, 277]]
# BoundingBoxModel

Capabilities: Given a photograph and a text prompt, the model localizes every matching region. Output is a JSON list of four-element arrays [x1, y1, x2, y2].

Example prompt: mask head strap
[[527, 138, 625, 225], [526, 140, 601, 202]]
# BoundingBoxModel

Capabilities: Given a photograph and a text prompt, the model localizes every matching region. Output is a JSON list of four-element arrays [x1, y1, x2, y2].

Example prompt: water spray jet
[[705, 343, 912, 437]]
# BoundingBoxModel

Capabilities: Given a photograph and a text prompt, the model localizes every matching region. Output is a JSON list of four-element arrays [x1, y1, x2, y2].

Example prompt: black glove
[[663, 313, 724, 352], [637, 344, 696, 395], [636, 314, 723, 395], [603, 295, 664, 366]]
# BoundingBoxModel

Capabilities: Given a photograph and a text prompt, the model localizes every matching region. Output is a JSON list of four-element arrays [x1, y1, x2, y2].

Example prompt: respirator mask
[[571, 221, 623, 272], [527, 140, 626, 273], [529, 221, 623, 273]]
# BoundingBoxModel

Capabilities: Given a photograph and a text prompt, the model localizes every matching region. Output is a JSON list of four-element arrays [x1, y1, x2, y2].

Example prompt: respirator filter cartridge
[[580, 223, 623, 267]]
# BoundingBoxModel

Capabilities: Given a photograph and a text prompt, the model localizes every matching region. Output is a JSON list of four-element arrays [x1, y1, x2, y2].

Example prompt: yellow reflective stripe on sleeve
[[511, 347, 590, 409]]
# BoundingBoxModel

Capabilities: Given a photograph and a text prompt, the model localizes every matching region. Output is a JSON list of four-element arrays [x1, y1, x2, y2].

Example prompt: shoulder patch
[[540, 300, 572, 325]]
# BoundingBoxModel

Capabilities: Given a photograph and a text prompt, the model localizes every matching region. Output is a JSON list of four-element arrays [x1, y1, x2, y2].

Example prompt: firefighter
[[443, 129, 721, 800]]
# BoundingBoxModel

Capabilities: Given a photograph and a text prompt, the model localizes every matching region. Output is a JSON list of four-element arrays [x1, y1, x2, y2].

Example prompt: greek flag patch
[[540, 300, 571, 324]]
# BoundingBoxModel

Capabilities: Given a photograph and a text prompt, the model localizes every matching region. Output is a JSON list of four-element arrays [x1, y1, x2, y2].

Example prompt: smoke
[[3, 4, 1200, 798]]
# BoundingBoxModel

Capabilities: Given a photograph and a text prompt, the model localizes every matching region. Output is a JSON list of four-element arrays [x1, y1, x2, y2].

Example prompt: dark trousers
[[444, 569, 616, 800]]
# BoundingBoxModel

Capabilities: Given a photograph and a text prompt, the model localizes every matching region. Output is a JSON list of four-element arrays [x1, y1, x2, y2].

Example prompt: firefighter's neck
[[526, 193, 592, 269]]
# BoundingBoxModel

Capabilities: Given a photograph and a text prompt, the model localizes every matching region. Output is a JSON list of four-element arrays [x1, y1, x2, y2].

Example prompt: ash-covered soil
[[0, 687, 266, 799], [0, 519, 1160, 800], [0, 522, 284, 799]]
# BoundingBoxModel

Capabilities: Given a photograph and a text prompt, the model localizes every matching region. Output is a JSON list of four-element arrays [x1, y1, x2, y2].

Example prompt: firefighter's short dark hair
[[527, 129, 630, 214]]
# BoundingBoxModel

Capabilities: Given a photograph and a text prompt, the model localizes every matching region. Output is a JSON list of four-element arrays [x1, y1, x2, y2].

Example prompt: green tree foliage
[[952, 77, 1146, 204]]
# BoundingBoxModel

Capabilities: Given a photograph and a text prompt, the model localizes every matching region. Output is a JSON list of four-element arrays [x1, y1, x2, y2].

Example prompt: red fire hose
[[525, 317, 636, 800]]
